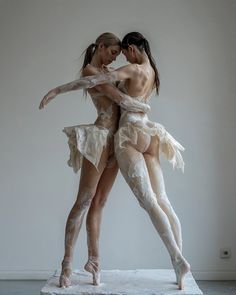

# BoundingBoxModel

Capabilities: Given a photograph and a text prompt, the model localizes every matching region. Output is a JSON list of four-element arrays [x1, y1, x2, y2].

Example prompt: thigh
[[78, 145, 110, 196], [143, 152, 167, 199], [94, 160, 119, 199], [143, 134, 171, 204], [115, 129, 153, 188], [116, 143, 157, 209], [144, 134, 160, 158]]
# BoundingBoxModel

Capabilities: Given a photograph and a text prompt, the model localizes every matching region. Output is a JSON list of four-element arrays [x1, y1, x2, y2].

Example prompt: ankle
[[61, 258, 72, 274]]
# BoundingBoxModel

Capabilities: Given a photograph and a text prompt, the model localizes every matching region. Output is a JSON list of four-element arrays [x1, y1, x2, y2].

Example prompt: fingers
[[39, 99, 44, 109], [39, 96, 47, 109], [39, 90, 56, 109], [39, 96, 50, 109]]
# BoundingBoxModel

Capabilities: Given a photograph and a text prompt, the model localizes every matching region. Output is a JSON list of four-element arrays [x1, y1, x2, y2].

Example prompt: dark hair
[[121, 32, 160, 95], [81, 32, 121, 70]]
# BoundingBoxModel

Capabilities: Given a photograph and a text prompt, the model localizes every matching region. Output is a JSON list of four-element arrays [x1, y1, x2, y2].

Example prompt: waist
[[119, 110, 149, 127], [95, 117, 119, 134]]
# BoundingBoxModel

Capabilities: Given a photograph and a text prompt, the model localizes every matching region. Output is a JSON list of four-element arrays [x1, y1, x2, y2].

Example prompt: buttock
[[115, 121, 185, 172], [143, 134, 159, 157], [126, 129, 151, 153], [115, 124, 152, 154]]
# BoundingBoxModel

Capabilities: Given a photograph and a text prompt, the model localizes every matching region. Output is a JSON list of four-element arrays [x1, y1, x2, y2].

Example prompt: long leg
[[59, 146, 110, 287], [143, 136, 182, 252], [115, 143, 190, 289], [84, 160, 118, 285]]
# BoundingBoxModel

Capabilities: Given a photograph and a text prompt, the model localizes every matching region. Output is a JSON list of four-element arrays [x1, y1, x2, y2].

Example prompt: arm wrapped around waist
[[105, 89, 150, 113]]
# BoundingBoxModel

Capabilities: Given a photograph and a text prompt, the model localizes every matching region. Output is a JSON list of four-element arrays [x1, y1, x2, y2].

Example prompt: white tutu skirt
[[115, 121, 185, 172], [63, 124, 109, 173]]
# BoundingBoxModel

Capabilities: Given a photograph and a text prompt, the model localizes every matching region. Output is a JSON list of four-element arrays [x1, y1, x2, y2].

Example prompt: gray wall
[[0, 0, 236, 280]]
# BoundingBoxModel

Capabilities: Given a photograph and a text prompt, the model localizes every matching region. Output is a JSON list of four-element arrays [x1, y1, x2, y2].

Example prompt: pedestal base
[[40, 269, 203, 295]]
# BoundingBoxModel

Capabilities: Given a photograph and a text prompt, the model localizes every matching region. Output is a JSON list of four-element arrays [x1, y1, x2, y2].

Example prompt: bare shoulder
[[82, 64, 100, 77], [114, 63, 139, 80], [117, 64, 138, 74]]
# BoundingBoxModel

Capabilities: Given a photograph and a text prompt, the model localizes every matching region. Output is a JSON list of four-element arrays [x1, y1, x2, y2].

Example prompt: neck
[[90, 52, 103, 69], [135, 50, 149, 64]]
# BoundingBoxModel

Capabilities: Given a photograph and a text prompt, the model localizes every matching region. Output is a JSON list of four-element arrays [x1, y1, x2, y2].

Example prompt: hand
[[141, 103, 150, 113], [39, 88, 59, 109], [134, 103, 150, 113], [119, 94, 151, 113]]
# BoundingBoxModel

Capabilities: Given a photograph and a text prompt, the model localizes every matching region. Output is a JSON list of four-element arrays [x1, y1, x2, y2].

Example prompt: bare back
[[122, 62, 155, 101]]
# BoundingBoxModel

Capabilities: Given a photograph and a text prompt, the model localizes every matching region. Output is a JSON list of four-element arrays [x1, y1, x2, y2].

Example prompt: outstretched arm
[[39, 65, 149, 113], [39, 72, 119, 109]]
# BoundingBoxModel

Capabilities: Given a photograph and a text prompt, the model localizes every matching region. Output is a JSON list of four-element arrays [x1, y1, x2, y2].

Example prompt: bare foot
[[172, 257, 190, 290], [84, 256, 100, 285], [59, 260, 72, 288]]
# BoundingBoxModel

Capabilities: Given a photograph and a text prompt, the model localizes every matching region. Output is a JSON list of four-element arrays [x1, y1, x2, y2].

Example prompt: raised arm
[[39, 64, 149, 113]]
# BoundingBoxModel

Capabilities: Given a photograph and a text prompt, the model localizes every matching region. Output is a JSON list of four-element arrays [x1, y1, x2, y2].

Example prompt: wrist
[[55, 87, 60, 94]]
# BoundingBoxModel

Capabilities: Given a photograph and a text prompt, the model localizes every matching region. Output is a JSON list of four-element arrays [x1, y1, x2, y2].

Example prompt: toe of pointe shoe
[[84, 259, 100, 285], [59, 274, 71, 288], [93, 274, 100, 286], [178, 278, 184, 290]]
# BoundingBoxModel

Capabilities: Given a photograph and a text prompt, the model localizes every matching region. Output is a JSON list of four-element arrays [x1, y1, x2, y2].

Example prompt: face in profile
[[101, 45, 121, 65], [122, 46, 135, 63]]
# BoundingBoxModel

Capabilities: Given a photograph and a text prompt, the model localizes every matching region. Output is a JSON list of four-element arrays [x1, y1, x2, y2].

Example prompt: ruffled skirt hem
[[63, 124, 109, 173]]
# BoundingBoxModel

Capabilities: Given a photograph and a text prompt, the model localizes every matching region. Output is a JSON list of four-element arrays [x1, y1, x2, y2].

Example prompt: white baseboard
[[0, 269, 236, 280], [0, 270, 55, 280], [192, 270, 236, 280]]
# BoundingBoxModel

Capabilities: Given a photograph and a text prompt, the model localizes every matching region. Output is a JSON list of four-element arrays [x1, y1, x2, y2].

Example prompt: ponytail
[[80, 33, 121, 72], [143, 39, 160, 95], [81, 43, 97, 70]]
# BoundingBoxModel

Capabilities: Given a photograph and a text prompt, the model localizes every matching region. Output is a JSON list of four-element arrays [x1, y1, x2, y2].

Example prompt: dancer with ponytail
[[39, 32, 149, 288]]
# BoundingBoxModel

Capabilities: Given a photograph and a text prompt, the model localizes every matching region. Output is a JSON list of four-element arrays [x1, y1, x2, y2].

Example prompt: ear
[[128, 45, 135, 55], [98, 42, 104, 49]]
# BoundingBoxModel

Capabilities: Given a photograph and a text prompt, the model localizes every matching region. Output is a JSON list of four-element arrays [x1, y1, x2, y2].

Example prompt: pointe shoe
[[59, 273, 71, 288], [84, 257, 101, 285], [59, 260, 72, 288], [173, 258, 190, 290], [173, 267, 178, 284]]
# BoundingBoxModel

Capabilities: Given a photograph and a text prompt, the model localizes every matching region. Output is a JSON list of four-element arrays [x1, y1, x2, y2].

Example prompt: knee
[[76, 187, 96, 209], [157, 193, 172, 210], [91, 190, 109, 209], [140, 198, 158, 212], [133, 188, 158, 212]]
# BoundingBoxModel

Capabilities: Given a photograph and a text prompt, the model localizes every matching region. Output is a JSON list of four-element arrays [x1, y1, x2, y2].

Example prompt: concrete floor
[[197, 281, 236, 295], [0, 280, 236, 295]]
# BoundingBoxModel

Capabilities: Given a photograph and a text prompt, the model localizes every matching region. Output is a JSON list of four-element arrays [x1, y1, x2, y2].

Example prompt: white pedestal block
[[40, 269, 203, 295]]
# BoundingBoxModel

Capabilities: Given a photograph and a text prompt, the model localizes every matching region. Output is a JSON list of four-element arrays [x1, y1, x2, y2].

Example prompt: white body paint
[[41, 69, 190, 289], [71, 74, 190, 289]]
